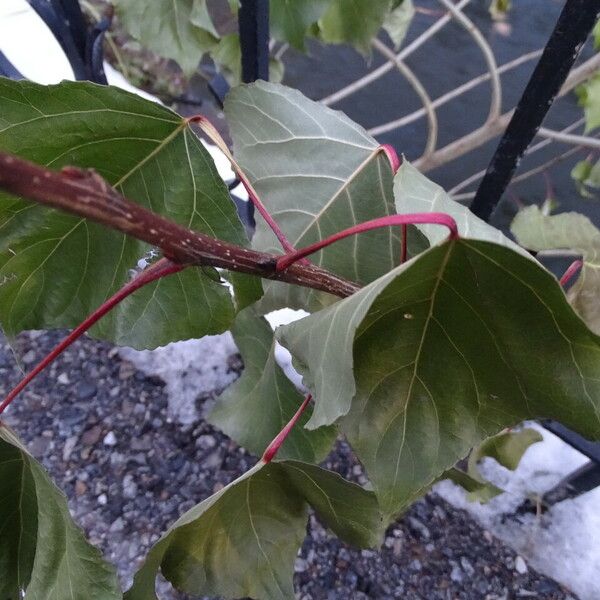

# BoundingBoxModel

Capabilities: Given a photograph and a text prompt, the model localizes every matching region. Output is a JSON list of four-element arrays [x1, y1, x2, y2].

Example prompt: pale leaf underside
[[225, 81, 427, 312]]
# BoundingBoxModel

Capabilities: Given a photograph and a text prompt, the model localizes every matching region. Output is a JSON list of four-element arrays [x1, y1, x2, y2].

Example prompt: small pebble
[[62, 435, 78, 461], [515, 556, 528, 575], [123, 474, 138, 499], [22, 350, 36, 365], [74, 480, 87, 496], [76, 382, 97, 400], [103, 431, 117, 446], [82, 425, 102, 446], [451, 565, 464, 583], [109, 517, 125, 533]]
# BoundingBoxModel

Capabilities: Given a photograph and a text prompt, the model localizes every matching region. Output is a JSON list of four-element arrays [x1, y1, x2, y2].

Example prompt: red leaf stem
[[188, 115, 297, 254], [401, 223, 408, 264], [559, 259, 584, 288], [0, 257, 184, 415], [261, 394, 312, 463], [379, 144, 402, 173], [275, 213, 459, 272]]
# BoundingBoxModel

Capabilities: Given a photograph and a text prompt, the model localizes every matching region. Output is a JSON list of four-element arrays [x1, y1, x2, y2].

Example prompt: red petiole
[[188, 115, 298, 255], [275, 213, 459, 272], [261, 394, 312, 463], [559, 259, 584, 288], [379, 144, 402, 173], [0, 257, 184, 415]]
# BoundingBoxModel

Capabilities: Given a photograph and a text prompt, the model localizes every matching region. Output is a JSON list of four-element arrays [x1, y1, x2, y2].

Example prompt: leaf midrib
[[292, 147, 383, 248]]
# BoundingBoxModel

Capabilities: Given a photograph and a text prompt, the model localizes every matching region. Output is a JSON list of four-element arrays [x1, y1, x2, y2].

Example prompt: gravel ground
[[0, 331, 578, 600]]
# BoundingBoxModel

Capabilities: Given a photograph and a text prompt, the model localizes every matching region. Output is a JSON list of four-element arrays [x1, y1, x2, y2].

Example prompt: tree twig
[[321, 0, 473, 106], [371, 38, 438, 159], [415, 53, 600, 173], [437, 0, 502, 124], [0, 152, 359, 299], [368, 50, 543, 137]]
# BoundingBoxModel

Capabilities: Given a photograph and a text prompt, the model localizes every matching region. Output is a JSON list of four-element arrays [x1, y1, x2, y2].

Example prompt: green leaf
[[226, 271, 265, 312], [441, 467, 503, 503], [489, 0, 511, 19], [225, 81, 427, 312], [0, 79, 246, 349], [113, 0, 218, 75], [571, 159, 595, 197], [126, 460, 382, 600], [571, 158, 600, 198], [396, 161, 529, 256], [439, 428, 541, 503], [454, 427, 542, 502], [382, 0, 414, 50], [576, 73, 600, 132], [317, 0, 392, 54], [469, 427, 542, 475], [585, 160, 600, 190], [0, 425, 121, 599], [209, 307, 336, 461], [278, 236, 600, 520], [594, 19, 600, 50], [270, 0, 330, 50], [511, 205, 600, 334], [190, 0, 219, 36]]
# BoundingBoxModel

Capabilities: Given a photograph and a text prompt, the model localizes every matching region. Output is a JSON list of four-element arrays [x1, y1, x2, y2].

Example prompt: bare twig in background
[[436, 0, 502, 124], [321, 0, 472, 106], [449, 118, 586, 197], [368, 49, 543, 137], [371, 38, 438, 158], [451, 146, 584, 202], [538, 128, 600, 150], [414, 53, 600, 172]]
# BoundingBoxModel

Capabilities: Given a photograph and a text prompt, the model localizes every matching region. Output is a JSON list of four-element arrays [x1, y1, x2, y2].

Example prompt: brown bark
[[0, 152, 360, 299]]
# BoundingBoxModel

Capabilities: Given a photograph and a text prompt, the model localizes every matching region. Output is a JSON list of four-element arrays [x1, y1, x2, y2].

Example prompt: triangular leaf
[[468, 427, 543, 475], [0, 425, 121, 599], [439, 428, 542, 503], [0, 79, 246, 349], [571, 158, 597, 198], [511, 205, 600, 334], [209, 307, 336, 461], [225, 81, 427, 312], [278, 236, 600, 520], [126, 460, 382, 600]]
